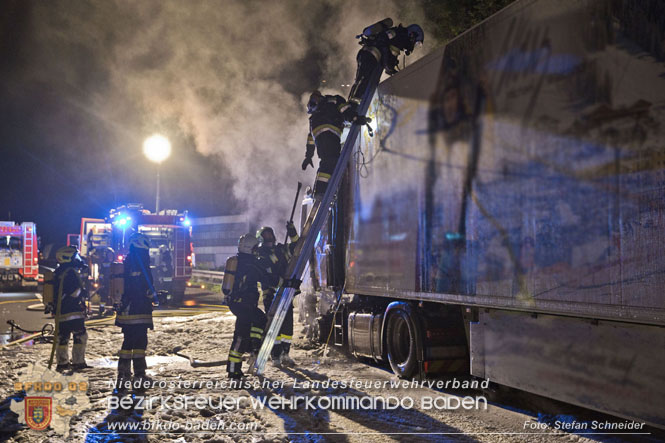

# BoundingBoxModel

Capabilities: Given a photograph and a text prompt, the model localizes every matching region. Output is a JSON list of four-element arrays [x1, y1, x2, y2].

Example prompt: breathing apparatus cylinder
[[109, 262, 124, 305], [362, 18, 393, 38], [42, 270, 55, 313], [222, 256, 237, 296]]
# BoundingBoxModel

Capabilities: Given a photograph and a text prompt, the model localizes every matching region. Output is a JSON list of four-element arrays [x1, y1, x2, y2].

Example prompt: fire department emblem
[[25, 397, 52, 431]]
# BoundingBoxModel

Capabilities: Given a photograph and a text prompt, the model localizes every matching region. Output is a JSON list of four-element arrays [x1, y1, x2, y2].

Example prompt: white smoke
[[23, 0, 438, 239]]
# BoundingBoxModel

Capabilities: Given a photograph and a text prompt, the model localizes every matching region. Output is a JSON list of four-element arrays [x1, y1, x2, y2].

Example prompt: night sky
[[0, 0, 438, 248]]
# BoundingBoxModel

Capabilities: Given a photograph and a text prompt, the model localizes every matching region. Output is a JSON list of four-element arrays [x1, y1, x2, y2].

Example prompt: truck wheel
[[170, 280, 186, 305], [170, 290, 184, 305], [385, 307, 419, 378]]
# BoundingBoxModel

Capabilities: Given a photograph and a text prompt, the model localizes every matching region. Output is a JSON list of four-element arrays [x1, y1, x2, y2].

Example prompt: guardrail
[[191, 269, 224, 283]]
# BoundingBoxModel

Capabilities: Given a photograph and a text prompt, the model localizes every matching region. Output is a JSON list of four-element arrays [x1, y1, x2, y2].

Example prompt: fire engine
[[0, 221, 39, 289], [78, 204, 193, 304]]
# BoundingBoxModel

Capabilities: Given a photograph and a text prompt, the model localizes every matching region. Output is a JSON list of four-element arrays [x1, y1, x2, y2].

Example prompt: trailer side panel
[[346, 0, 665, 325]]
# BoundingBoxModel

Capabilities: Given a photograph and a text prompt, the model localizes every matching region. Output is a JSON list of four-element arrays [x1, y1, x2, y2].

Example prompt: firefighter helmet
[[256, 226, 276, 246], [407, 24, 424, 45], [238, 234, 258, 254], [91, 246, 115, 263], [307, 90, 323, 114], [56, 246, 78, 264], [128, 233, 150, 250]]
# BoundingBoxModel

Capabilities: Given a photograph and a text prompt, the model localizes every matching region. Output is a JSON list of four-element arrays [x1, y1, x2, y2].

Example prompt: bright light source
[[143, 134, 172, 164], [117, 255, 124, 262], [183, 218, 191, 226]]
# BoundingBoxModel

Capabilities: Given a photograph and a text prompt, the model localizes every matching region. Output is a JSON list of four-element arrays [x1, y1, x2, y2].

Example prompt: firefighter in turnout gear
[[303, 90, 361, 198], [256, 222, 299, 366], [53, 246, 89, 372], [348, 19, 424, 114], [114, 233, 156, 392], [225, 234, 279, 379]]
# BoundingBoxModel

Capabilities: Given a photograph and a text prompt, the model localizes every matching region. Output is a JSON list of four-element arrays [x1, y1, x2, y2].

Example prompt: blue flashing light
[[113, 214, 132, 227], [183, 218, 191, 227]]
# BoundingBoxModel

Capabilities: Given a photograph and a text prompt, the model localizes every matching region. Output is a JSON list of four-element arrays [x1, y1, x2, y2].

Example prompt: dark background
[[0, 0, 512, 249]]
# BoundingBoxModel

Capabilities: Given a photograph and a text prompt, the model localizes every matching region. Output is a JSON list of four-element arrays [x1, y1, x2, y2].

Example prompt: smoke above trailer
[[4, 0, 433, 238]]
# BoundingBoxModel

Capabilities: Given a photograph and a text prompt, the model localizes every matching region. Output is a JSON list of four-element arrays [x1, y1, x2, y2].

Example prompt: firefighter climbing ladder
[[254, 65, 384, 375]]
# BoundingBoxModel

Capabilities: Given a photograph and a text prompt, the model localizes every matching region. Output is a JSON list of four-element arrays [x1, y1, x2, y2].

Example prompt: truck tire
[[385, 304, 420, 378], [170, 291, 184, 305], [170, 280, 187, 305]]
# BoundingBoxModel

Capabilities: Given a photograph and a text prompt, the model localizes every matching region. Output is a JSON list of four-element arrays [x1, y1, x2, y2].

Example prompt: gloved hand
[[353, 115, 372, 126], [286, 220, 298, 238], [302, 157, 314, 170], [385, 63, 398, 75], [151, 291, 160, 307]]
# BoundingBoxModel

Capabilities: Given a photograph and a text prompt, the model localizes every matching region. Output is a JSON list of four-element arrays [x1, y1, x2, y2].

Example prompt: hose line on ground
[[2, 305, 230, 348]]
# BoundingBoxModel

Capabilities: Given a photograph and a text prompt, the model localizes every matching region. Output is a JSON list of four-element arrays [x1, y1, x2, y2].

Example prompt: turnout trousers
[[263, 291, 293, 358], [313, 131, 342, 197], [57, 319, 87, 366], [348, 47, 381, 114], [119, 324, 149, 377], [227, 301, 266, 375]]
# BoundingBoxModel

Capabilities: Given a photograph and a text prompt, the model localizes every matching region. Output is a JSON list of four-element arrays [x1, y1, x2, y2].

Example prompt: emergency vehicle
[[78, 204, 193, 303], [0, 221, 39, 289]]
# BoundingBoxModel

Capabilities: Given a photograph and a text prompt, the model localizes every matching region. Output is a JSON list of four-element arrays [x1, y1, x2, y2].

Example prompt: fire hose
[[2, 305, 229, 348], [6, 320, 54, 338]]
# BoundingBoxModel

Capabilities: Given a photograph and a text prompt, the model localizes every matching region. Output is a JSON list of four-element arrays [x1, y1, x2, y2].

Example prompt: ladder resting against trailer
[[254, 65, 384, 374]]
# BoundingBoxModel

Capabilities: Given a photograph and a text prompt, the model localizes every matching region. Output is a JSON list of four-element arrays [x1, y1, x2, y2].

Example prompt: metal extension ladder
[[254, 64, 384, 375], [22, 223, 38, 279]]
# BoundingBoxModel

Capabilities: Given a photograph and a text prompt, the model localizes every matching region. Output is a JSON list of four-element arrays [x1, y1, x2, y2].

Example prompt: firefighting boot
[[55, 335, 70, 372], [246, 332, 263, 375], [280, 354, 295, 367], [245, 350, 259, 375], [132, 356, 150, 392], [270, 343, 283, 367], [249, 330, 263, 352], [280, 342, 295, 367], [114, 359, 132, 396], [227, 349, 244, 379], [312, 175, 329, 200], [228, 368, 245, 380], [71, 331, 89, 370]]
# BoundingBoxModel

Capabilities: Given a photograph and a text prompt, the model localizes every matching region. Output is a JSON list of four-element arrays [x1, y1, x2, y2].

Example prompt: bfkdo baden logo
[[25, 397, 52, 431], [10, 364, 90, 437]]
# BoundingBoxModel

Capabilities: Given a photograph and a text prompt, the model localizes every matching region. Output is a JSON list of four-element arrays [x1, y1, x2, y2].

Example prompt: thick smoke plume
[[17, 0, 435, 238]]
